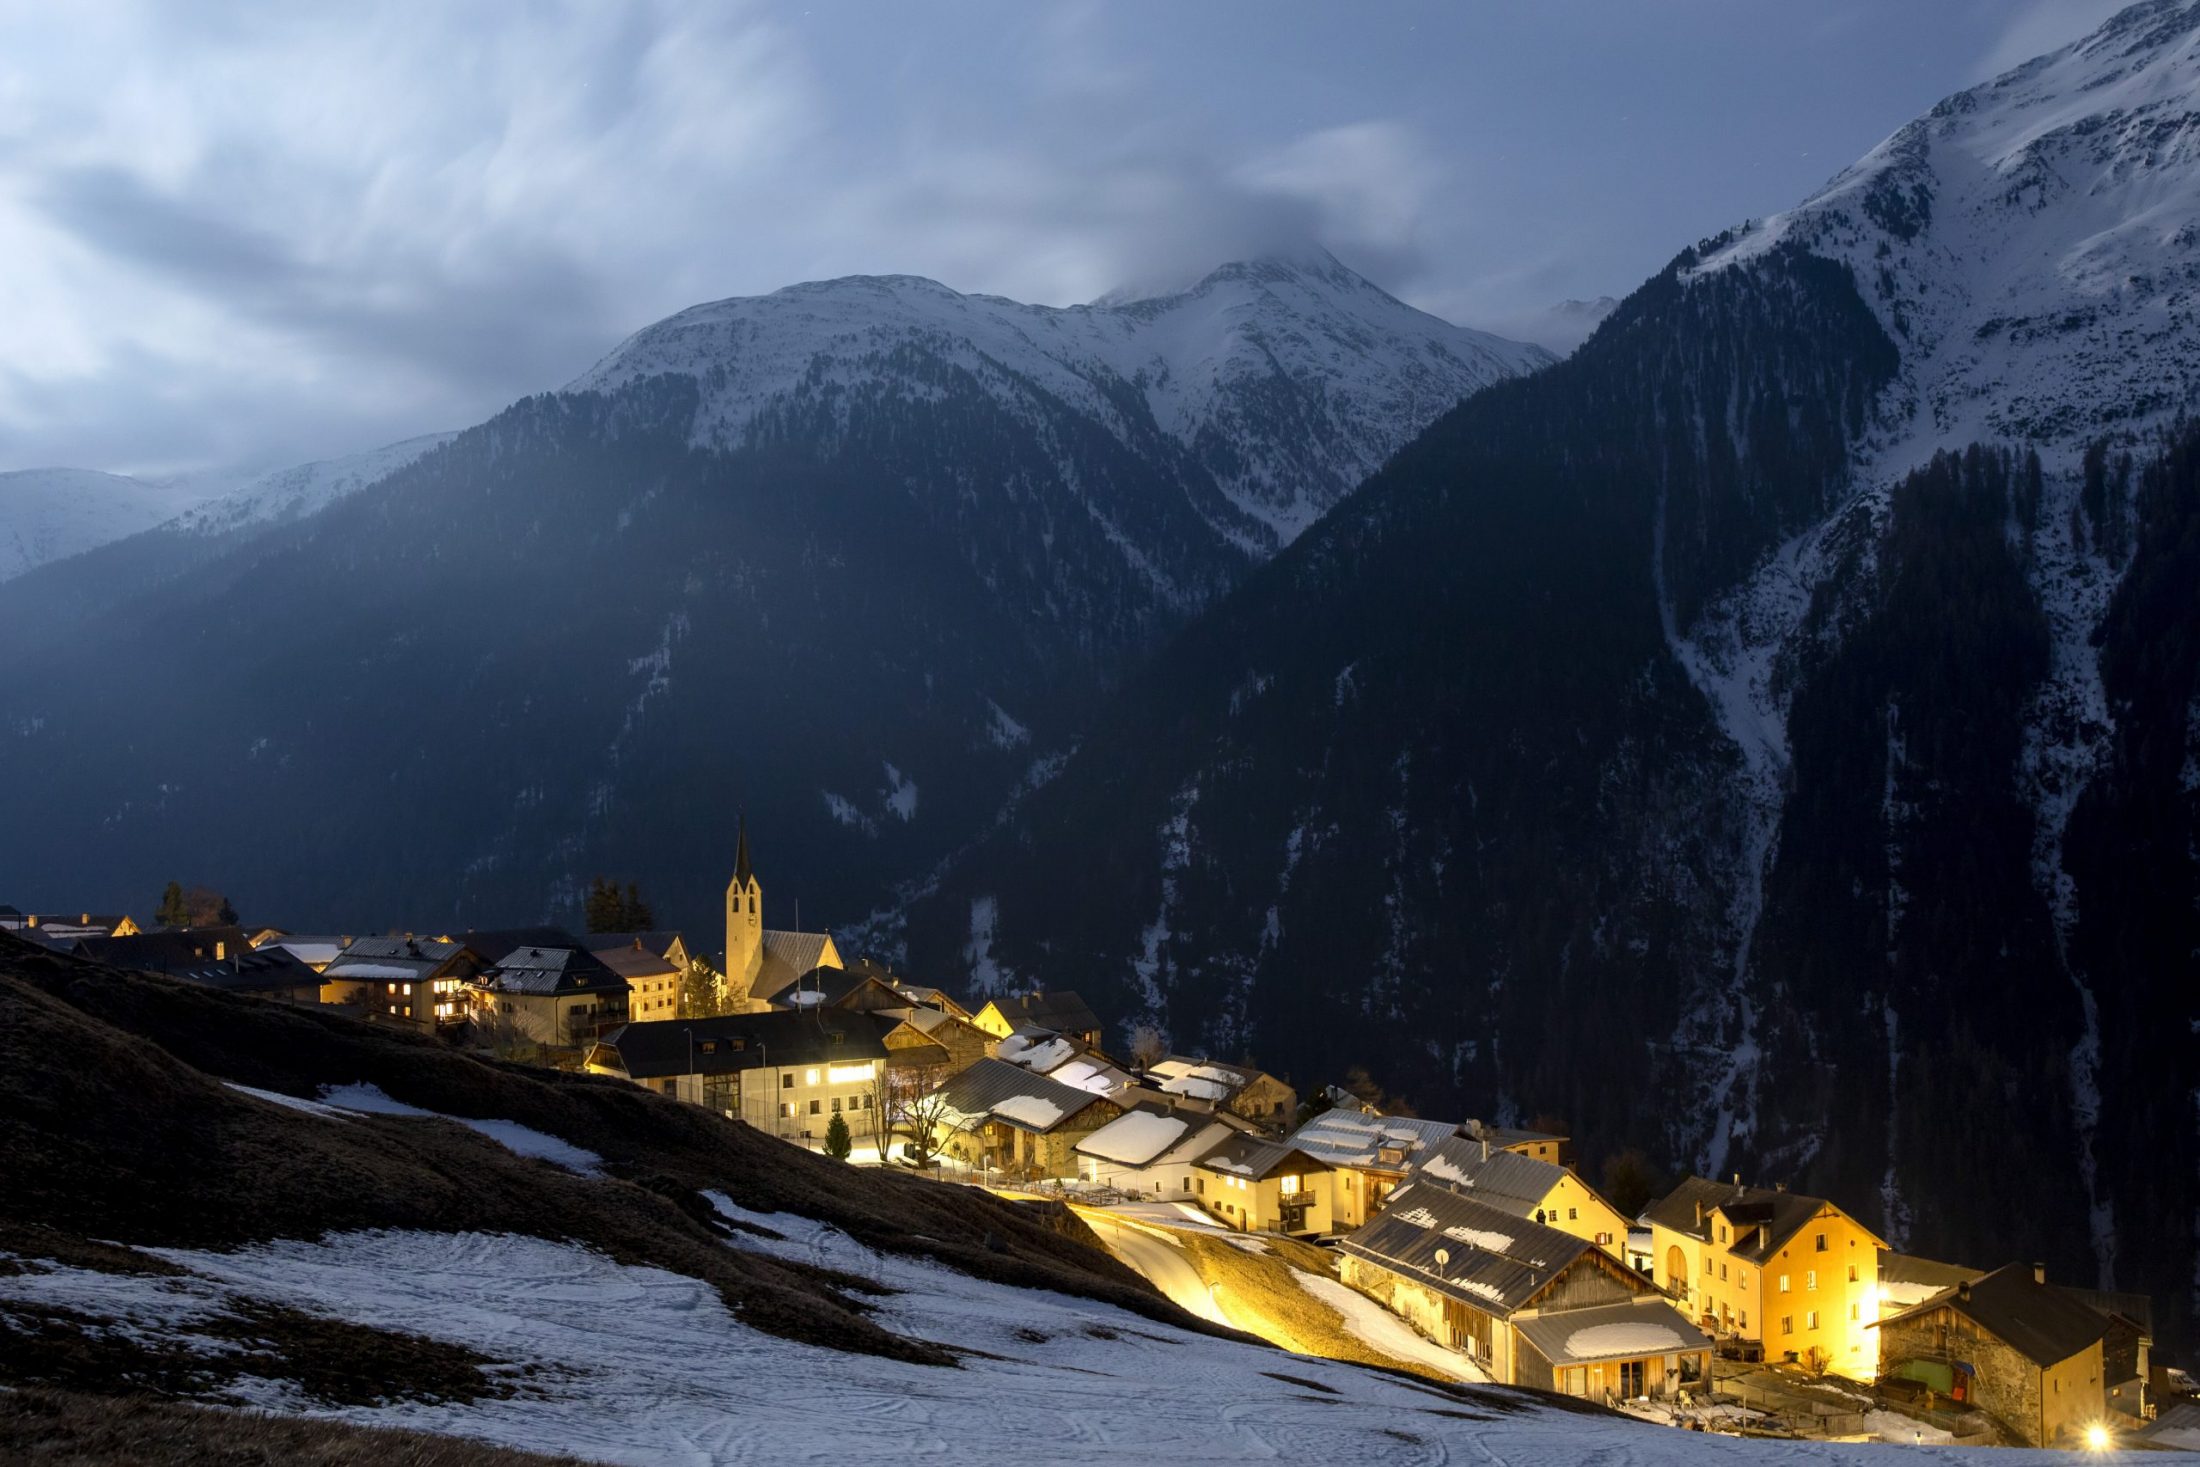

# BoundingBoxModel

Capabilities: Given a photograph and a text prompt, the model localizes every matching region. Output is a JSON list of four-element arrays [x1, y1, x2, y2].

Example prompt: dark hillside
[[0, 931, 1203, 1375]]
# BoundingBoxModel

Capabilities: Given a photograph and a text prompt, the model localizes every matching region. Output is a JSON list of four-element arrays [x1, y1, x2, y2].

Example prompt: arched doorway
[[1665, 1245, 1688, 1295]]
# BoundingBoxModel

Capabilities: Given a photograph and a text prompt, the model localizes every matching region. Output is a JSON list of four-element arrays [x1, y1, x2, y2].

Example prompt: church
[[723, 819, 843, 1012]]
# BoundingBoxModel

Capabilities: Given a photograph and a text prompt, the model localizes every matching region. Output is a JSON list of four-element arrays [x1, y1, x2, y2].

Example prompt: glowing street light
[[2084, 1423, 2112, 1453]]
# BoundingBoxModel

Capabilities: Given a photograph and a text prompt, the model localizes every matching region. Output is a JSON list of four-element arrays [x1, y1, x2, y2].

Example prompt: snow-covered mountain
[[575, 247, 1551, 555], [1697, 0, 2200, 472], [1487, 296, 1621, 356], [0, 467, 209, 583], [893, 0, 2200, 1355]]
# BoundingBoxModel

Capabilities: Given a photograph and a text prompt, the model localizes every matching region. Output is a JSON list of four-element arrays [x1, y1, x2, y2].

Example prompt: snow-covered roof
[[1286, 1108, 1458, 1169], [1074, 1110, 1192, 1167], [1339, 1182, 1599, 1318], [996, 1029, 1077, 1073], [1512, 1299, 1711, 1366], [932, 1058, 1112, 1135]]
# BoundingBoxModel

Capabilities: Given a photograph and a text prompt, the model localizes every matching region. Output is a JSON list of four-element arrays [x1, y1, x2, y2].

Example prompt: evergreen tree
[[623, 882, 655, 929], [823, 1111, 852, 1162], [583, 877, 622, 933], [155, 880, 188, 929]]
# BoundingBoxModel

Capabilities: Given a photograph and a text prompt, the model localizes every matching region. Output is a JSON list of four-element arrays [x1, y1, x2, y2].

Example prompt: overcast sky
[[0, 0, 2129, 480]]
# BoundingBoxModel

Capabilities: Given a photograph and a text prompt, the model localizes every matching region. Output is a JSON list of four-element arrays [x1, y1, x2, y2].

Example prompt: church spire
[[734, 814, 753, 888]]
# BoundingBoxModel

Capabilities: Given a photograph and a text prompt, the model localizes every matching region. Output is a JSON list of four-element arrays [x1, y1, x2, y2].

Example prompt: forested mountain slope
[[897, 0, 2200, 1350]]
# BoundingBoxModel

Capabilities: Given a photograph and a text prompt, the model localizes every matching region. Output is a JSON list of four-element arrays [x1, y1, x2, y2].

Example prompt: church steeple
[[724, 816, 763, 1009]]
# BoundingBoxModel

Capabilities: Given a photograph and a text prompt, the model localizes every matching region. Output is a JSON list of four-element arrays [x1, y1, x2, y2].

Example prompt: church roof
[[733, 816, 754, 888], [752, 929, 839, 1001]]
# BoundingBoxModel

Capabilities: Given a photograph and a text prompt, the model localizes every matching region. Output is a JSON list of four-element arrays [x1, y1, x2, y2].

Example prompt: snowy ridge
[[572, 248, 1551, 555], [164, 432, 458, 538], [1696, 0, 2200, 478], [0, 467, 211, 582]]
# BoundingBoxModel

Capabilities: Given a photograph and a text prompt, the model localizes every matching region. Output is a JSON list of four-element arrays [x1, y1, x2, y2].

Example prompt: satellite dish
[[1433, 1248, 1451, 1271]]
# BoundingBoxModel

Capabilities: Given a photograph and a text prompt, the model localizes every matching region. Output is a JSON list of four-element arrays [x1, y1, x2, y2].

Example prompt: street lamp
[[2085, 1423, 2112, 1453]]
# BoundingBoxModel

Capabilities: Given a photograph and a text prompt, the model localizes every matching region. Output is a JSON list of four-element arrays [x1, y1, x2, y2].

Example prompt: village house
[[970, 990, 1104, 1051], [320, 937, 473, 1033], [1192, 1134, 1337, 1236], [74, 927, 322, 1004], [1144, 1056, 1296, 1131], [930, 1056, 1123, 1179], [722, 821, 843, 1012], [994, 1026, 1137, 1097], [1879, 1250, 2154, 1421], [1644, 1176, 1886, 1377], [460, 932, 630, 1050], [1072, 1106, 1243, 1196], [589, 938, 683, 1023], [883, 1003, 995, 1076], [1464, 1117, 1567, 1167], [584, 1008, 890, 1147], [1407, 1137, 1630, 1259], [1874, 1263, 2110, 1447], [1338, 1180, 1710, 1399], [1287, 1108, 1460, 1230]]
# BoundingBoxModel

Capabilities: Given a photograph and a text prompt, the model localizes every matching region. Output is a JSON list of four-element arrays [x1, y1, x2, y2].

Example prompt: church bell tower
[[724, 817, 762, 1006]]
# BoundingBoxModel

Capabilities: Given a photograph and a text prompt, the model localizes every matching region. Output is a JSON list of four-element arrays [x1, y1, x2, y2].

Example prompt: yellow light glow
[[2085, 1424, 2111, 1452], [804, 1067, 821, 1085], [827, 1062, 875, 1083]]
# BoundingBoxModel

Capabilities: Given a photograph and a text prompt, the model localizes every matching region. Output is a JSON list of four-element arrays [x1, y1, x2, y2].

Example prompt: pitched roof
[[1074, 1108, 1194, 1167], [1193, 1133, 1325, 1182], [1287, 1108, 1458, 1169], [595, 945, 681, 981], [934, 1057, 1113, 1134], [1513, 1298, 1712, 1367], [1409, 1139, 1572, 1214], [1643, 1176, 1880, 1261], [1472, 1120, 1568, 1148], [74, 927, 252, 972], [448, 927, 594, 964], [473, 942, 624, 997], [753, 929, 838, 1001], [585, 931, 686, 961], [147, 943, 323, 995], [1877, 1263, 2109, 1369], [983, 990, 1102, 1036], [733, 816, 753, 888], [1338, 1180, 1595, 1319], [596, 1009, 892, 1079], [1148, 1056, 1265, 1102]]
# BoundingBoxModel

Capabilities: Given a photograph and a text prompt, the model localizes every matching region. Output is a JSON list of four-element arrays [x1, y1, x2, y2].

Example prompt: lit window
[[805, 1068, 821, 1086], [1779, 1275, 1791, 1293], [1806, 1310, 1820, 1330], [1814, 1232, 1828, 1252], [1279, 1175, 1300, 1196], [402, 983, 412, 995], [780, 1102, 793, 1118]]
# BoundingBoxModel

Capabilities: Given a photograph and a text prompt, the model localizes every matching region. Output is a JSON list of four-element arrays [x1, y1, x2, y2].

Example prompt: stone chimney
[[1957, 1280, 1972, 1303], [2032, 1262, 2047, 1285], [1694, 1199, 1705, 1228]]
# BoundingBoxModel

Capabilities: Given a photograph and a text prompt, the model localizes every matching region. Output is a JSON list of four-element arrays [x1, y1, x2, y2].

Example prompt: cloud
[[1971, 0, 2130, 80]]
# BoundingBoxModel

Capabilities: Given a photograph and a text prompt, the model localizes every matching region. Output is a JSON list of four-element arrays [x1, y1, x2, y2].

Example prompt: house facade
[[1073, 1108, 1239, 1197], [1875, 1263, 2108, 1447], [932, 1057, 1122, 1178], [1286, 1108, 1460, 1231], [462, 936, 630, 1050], [321, 937, 473, 1034], [970, 991, 1104, 1050], [1337, 1181, 1710, 1398], [1645, 1176, 1886, 1376], [1192, 1136, 1336, 1236], [584, 1009, 890, 1147]]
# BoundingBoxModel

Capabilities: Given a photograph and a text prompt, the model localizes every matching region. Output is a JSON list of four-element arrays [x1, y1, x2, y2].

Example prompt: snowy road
[[1076, 1209, 1231, 1326]]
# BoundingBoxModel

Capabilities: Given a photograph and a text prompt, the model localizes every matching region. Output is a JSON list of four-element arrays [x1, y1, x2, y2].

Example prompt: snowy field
[[0, 1193, 2100, 1465]]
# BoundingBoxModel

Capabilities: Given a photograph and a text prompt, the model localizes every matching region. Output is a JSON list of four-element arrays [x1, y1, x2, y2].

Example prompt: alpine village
[[12, 2, 2200, 1462], [6, 812, 2181, 1452]]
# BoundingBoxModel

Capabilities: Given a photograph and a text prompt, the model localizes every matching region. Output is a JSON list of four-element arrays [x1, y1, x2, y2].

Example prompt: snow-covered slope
[[165, 432, 458, 538], [1696, 0, 2200, 476], [0, 467, 210, 583], [573, 248, 1552, 552]]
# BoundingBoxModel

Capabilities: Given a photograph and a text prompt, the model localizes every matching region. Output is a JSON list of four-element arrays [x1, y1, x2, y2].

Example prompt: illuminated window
[[804, 1068, 821, 1086], [1806, 1310, 1820, 1330], [1814, 1232, 1828, 1252], [402, 983, 412, 995], [780, 1102, 793, 1118], [1279, 1175, 1300, 1196], [1779, 1275, 1791, 1293]]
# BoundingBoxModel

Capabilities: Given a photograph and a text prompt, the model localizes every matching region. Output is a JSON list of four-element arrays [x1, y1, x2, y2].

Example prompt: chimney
[[1481, 1136, 1491, 1163], [1694, 1200, 1705, 1228], [1957, 1280, 1971, 1303], [2032, 1262, 2046, 1285]]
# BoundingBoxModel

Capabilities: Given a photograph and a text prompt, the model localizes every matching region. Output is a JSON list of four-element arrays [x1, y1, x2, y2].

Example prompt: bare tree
[[884, 1060, 978, 1170], [1126, 1022, 1169, 1070]]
